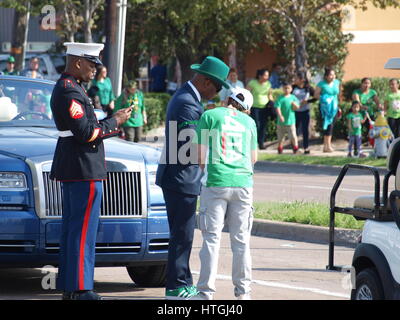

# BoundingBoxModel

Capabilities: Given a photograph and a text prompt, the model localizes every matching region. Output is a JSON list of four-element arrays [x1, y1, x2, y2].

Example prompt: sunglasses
[[207, 78, 222, 93]]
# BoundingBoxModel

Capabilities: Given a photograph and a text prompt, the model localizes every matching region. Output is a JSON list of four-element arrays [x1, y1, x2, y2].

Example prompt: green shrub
[[143, 93, 171, 132], [143, 97, 165, 132]]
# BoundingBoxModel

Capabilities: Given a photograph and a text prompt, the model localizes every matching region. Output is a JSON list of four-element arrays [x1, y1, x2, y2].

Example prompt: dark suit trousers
[[250, 107, 268, 147], [162, 188, 198, 290]]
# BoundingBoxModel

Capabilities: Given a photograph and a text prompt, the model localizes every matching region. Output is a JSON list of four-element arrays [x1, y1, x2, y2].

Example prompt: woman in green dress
[[314, 68, 341, 153]]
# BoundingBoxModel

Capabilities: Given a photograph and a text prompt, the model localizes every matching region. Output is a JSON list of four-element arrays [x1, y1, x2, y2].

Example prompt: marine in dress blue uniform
[[156, 56, 230, 299], [50, 42, 132, 300]]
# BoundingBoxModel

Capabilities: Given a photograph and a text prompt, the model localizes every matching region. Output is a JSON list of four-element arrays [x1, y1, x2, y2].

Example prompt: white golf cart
[[327, 58, 400, 300]]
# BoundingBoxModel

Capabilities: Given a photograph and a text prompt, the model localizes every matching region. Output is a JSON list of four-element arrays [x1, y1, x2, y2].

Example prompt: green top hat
[[7, 56, 15, 63], [190, 56, 230, 89]]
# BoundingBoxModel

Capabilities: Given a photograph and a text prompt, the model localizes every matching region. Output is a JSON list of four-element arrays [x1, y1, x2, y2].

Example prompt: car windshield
[[0, 77, 55, 127]]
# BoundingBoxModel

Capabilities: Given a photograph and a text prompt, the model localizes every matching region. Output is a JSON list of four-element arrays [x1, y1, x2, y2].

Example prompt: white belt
[[58, 130, 74, 137]]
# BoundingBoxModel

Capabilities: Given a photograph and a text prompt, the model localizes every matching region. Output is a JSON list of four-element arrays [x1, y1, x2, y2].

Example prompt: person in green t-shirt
[[246, 68, 273, 149], [352, 77, 383, 146], [384, 78, 400, 138], [2, 56, 19, 76], [113, 80, 147, 142], [346, 101, 370, 158], [195, 88, 257, 300], [352, 78, 383, 119], [275, 83, 300, 154]]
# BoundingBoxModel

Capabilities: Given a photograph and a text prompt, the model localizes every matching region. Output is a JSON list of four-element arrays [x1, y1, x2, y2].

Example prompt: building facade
[[342, 4, 400, 81]]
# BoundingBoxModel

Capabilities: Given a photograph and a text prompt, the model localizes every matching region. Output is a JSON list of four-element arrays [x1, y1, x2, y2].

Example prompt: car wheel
[[126, 264, 167, 287], [351, 268, 384, 300]]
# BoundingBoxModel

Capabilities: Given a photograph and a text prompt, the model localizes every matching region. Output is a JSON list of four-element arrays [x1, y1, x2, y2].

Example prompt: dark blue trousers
[[162, 188, 198, 290], [250, 107, 268, 148], [295, 110, 310, 149], [57, 180, 102, 292]]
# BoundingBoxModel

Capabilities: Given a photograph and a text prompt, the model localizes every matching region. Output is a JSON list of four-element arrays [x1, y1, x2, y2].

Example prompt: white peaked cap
[[229, 87, 254, 110], [64, 42, 104, 65]]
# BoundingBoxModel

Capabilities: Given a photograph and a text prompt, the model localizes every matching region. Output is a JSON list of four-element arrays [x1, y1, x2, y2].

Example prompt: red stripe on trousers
[[78, 181, 95, 290]]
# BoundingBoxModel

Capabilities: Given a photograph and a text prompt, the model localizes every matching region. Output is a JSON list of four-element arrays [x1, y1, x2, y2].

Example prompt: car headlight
[[0, 172, 27, 189]]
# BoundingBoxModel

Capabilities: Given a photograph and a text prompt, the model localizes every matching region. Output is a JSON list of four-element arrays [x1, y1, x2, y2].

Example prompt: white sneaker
[[237, 293, 251, 300], [190, 292, 213, 300]]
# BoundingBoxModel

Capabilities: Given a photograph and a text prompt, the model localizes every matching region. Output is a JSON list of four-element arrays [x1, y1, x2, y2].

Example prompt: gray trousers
[[197, 186, 253, 298], [123, 126, 142, 143]]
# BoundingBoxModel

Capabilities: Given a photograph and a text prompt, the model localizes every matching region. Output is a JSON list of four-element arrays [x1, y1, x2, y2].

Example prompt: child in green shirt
[[346, 101, 370, 158], [275, 83, 300, 154]]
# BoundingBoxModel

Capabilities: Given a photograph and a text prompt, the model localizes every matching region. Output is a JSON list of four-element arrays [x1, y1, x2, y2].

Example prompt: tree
[[254, 0, 400, 80], [126, 0, 270, 83]]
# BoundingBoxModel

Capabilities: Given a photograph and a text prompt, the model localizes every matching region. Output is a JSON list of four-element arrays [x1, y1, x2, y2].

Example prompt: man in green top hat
[[2, 56, 19, 76], [156, 55, 230, 300], [114, 80, 147, 142]]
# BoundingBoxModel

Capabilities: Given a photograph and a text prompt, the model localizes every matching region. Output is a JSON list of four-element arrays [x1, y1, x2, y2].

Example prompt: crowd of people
[[6, 41, 400, 301], [216, 65, 400, 158]]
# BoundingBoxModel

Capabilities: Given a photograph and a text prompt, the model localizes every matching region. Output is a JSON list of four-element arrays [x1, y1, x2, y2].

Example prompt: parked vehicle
[[0, 53, 63, 82], [327, 58, 400, 300], [0, 75, 168, 287]]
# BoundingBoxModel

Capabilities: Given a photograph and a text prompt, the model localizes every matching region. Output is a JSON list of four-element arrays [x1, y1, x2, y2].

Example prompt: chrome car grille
[[42, 172, 143, 217]]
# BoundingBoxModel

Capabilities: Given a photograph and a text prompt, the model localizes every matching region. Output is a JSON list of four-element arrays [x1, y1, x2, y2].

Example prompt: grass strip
[[257, 153, 386, 168], [254, 201, 364, 229]]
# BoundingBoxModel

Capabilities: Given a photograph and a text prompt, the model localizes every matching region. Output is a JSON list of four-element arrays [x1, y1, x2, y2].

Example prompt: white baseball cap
[[64, 42, 104, 65], [229, 88, 254, 110]]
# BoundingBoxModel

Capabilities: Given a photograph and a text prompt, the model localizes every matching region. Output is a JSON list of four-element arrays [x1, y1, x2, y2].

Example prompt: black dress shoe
[[71, 290, 103, 300]]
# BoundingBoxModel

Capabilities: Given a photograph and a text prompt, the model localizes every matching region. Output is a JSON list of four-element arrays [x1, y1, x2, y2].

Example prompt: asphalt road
[[0, 229, 354, 301], [253, 162, 389, 206], [0, 161, 375, 302]]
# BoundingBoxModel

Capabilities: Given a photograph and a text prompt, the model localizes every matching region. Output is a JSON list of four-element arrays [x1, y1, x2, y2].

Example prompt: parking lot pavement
[[0, 230, 354, 301]]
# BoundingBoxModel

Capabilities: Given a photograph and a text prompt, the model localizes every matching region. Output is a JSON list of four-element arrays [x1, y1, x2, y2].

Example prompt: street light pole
[[111, 0, 127, 97]]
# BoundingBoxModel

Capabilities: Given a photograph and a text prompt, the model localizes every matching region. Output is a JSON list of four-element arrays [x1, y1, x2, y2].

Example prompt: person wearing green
[[384, 78, 400, 138], [2, 56, 19, 76], [246, 68, 273, 149], [114, 80, 147, 142], [352, 78, 383, 119], [91, 65, 116, 117], [195, 88, 257, 300], [346, 101, 370, 158], [315, 68, 341, 153], [274, 83, 300, 154]]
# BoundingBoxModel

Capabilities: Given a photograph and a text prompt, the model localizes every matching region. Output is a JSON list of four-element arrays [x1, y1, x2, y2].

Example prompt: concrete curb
[[251, 218, 361, 247], [255, 160, 388, 176]]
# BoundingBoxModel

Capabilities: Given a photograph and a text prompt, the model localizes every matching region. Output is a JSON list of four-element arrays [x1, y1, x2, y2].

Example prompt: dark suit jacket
[[156, 82, 203, 195]]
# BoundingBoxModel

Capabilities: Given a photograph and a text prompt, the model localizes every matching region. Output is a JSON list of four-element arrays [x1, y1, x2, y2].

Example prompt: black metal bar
[[327, 164, 381, 271], [382, 170, 395, 208]]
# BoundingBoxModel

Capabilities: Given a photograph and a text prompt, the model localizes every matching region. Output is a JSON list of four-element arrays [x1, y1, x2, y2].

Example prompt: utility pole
[[104, 0, 127, 97], [11, 1, 31, 71], [103, 0, 117, 74]]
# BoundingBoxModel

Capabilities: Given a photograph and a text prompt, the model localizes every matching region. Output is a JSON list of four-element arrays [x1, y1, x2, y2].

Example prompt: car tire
[[126, 264, 167, 287], [351, 268, 384, 300]]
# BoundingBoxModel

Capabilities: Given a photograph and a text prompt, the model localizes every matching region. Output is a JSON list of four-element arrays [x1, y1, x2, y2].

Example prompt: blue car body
[[0, 76, 169, 275]]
